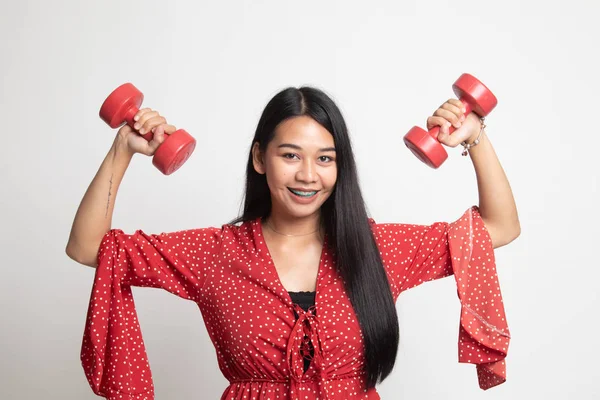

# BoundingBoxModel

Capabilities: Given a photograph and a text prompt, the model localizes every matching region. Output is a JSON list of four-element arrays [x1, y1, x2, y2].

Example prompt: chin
[[277, 201, 325, 220], [271, 189, 332, 219], [282, 204, 322, 219]]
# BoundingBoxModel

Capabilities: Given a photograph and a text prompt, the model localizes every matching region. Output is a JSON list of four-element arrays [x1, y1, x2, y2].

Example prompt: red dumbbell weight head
[[403, 73, 497, 169], [99, 83, 196, 175], [152, 129, 196, 175]]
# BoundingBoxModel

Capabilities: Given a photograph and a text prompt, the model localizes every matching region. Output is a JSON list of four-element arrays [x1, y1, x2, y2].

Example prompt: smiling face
[[252, 115, 337, 222]]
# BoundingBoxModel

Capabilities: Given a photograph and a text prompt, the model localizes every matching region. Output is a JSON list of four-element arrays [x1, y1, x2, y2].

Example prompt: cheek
[[264, 159, 290, 188], [324, 167, 338, 190], [327, 168, 337, 190]]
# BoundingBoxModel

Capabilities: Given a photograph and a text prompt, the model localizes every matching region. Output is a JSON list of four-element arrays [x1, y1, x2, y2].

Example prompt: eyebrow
[[277, 143, 336, 152]]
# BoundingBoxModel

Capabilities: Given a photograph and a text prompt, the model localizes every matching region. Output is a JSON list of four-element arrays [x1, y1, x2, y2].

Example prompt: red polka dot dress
[[81, 206, 510, 399]]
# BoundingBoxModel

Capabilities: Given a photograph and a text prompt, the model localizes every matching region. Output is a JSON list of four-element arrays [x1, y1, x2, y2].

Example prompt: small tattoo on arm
[[105, 174, 113, 218]]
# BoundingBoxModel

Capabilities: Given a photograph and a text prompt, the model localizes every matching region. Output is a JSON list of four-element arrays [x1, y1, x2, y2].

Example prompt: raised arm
[[65, 109, 174, 267], [430, 99, 520, 248], [65, 135, 133, 267], [466, 129, 520, 248]]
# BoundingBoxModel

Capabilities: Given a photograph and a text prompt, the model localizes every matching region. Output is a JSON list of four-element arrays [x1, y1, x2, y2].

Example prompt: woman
[[66, 86, 520, 399]]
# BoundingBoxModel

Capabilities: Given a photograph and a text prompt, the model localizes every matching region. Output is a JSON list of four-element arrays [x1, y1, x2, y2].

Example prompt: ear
[[252, 142, 266, 175]]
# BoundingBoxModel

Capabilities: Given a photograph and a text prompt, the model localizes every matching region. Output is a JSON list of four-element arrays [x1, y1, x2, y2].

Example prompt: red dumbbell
[[403, 73, 497, 169], [99, 83, 196, 175]]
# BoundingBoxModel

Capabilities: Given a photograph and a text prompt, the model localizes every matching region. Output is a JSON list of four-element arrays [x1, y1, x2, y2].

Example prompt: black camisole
[[288, 290, 316, 372], [289, 290, 316, 312]]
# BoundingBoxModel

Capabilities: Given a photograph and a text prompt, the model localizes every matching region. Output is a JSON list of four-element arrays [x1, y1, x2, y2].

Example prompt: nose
[[296, 159, 317, 183]]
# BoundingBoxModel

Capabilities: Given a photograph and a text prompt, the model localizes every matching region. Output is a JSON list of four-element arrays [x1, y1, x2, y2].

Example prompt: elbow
[[513, 223, 521, 240], [508, 218, 521, 242], [65, 242, 77, 260], [484, 217, 521, 249], [65, 243, 98, 268], [492, 224, 521, 249]]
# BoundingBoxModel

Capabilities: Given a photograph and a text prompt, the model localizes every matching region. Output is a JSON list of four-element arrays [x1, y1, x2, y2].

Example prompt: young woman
[[66, 86, 519, 399]]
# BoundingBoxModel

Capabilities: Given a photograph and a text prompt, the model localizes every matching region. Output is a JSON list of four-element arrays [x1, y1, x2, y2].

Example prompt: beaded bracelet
[[461, 117, 486, 156]]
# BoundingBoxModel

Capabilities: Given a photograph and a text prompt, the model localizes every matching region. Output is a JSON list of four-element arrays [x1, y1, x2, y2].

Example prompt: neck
[[265, 209, 322, 237]]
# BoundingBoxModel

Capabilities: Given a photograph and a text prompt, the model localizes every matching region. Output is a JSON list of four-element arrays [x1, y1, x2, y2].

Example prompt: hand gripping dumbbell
[[99, 83, 196, 175], [403, 73, 497, 169]]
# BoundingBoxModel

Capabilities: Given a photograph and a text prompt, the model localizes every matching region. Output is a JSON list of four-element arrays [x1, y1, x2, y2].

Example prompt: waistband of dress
[[229, 371, 365, 384]]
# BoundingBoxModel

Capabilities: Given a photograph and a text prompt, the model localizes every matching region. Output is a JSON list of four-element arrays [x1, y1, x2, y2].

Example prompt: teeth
[[289, 188, 317, 197]]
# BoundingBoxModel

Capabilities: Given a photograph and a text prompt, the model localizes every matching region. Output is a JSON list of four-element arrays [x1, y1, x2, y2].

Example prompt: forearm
[[467, 130, 520, 247], [66, 134, 134, 266]]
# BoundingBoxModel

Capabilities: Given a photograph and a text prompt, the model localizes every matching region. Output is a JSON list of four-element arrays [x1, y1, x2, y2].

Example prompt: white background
[[1, 0, 598, 399]]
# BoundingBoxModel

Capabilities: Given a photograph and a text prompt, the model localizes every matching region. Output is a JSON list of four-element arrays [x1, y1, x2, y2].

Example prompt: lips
[[287, 188, 319, 197], [288, 187, 319, 192]]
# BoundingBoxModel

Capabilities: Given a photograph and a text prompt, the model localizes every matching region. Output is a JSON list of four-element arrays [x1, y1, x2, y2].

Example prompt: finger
[[448, 98, 466, 112], [152, 124, 175, 142], [446, 99, 467, 121], [427, 116, 452, 137], [433, 108, 462, 128], [439, 131, 463, 148], [133, 108, 152, 122], [134, 110, 159, 131], [162, 124, 177, 135], [153, 124, 177, 135], [441, 102, 464, 121], [155, 124, 166, 141], [427, 115, 451, 131], [140, 116, 167, 135], [134, 110, 158, 131], [434, 121, 461, 147], [148, 125, 167, 151], [438, 134, 460, 148]]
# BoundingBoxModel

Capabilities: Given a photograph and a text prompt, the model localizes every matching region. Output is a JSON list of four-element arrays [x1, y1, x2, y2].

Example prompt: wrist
[[467, 130, 486, 149], [460, 117, 486, 156], [466, 120, 484, 144], [112, 134, 135, 159], [465, 131, 481, 145]]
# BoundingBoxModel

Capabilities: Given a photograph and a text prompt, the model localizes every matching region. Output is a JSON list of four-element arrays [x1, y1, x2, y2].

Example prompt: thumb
[[162, 124, 177, 135], [437, 122, 450, 142], [148, 125, 166, 152]]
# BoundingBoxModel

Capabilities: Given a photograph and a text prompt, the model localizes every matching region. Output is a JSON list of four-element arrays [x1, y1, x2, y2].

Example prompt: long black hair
[[230, 86, 399, 388]]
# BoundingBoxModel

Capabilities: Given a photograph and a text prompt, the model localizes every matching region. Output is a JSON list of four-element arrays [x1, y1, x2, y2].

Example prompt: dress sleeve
[[369, 216, 452, 300], [80, 226, 223, 399], [100, 228, 222, 295], [371, 207, 511, 390]]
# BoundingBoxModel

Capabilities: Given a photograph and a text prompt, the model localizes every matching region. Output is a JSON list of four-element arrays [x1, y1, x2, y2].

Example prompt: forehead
[[272, 116, 334, 148]]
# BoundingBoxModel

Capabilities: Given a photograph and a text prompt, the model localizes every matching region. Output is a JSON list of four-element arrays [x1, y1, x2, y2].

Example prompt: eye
[[283, 153, 299, 160], [319, 156, 334, 163]]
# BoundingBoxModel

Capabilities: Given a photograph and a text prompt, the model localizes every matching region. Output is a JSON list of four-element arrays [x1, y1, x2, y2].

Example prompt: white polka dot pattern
[[448, 207, 510, 390], [371, 206, 510, 390], [80, 206, 509, 399]]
